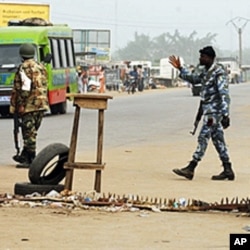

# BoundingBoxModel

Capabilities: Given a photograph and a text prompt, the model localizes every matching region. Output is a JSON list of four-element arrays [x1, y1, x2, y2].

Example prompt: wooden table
[[64, 94, 113, 192]]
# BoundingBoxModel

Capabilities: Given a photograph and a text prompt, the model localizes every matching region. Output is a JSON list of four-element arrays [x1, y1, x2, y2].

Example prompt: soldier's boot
[[12, 148, 29, 163], [16, 151, 36, 169], [211, 162, 235, 181], [172, 160, 198, 180], [29, 151, 36, 163]]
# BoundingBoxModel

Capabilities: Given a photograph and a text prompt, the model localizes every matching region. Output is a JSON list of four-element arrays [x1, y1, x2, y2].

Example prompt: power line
[[52, 12, 220, 31]]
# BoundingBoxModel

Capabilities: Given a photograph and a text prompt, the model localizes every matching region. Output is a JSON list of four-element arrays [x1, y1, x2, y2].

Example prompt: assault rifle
[[13, 112, 22, 156], [190, 101, 203, 135]]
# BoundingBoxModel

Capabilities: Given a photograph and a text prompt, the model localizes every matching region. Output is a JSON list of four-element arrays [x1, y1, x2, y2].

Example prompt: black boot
[[16, 151, 36, 169], [13, 148, 29, 163], [28, 151, 36, 163], [172, 160, 198, 180], [211, 162, 235, 181]]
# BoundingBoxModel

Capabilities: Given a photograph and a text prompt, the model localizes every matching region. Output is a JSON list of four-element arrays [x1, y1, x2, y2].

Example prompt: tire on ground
[[14, 182, 65, 196], [29, 143, 69, 185]]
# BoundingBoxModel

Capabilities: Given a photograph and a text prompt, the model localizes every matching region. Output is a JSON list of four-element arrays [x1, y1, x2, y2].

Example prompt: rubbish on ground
[[0, 192, 249, 214]]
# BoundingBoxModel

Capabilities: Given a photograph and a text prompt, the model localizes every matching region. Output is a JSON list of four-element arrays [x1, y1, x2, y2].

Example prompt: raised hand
[[169, 55, 181, 69]]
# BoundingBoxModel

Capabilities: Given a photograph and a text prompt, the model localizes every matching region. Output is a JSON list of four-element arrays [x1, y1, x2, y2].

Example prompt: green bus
[[0, 21, 78, 116]]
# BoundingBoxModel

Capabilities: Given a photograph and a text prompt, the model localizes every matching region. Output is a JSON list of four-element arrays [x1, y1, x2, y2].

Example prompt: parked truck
[[153, 57, 184, 87], [216, 57, 241, 83]]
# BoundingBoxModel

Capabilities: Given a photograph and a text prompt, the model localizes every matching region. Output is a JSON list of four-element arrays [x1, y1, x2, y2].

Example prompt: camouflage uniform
[[179, 63, 230, 163], [10, 58, 49, 165]]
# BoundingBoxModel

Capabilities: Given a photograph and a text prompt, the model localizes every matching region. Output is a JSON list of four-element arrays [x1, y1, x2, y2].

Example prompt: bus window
[[0, 45, 21, 65], [50, 38, 75, 68], [59, 39, 67, 67], [49, 39, 54, 67], [66, 39, 75, 67], [50, 39, 60, 68]]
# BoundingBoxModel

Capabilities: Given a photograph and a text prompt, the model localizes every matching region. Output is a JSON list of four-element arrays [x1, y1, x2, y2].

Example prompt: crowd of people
[[76, 62, 152, 94]]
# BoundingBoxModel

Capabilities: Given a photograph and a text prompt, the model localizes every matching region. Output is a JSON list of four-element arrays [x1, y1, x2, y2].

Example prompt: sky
[[3, 0, 250, 52]]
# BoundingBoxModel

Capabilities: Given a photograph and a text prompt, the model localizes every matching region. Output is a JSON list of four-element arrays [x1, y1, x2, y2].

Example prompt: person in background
[[82, 66, 89, 93], [169, 46, 235, 181], [99, 66, 106, 93], [115, 65, 121, 92], [129, 65, 138, 83], [77, 66, 84, 93], [124, 64, 131, 89], [137, 65, 144, 91], [10, 43, 49, 168]]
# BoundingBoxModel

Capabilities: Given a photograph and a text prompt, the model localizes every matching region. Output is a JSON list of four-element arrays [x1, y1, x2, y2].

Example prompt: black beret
[[199, 46, 216, 58]]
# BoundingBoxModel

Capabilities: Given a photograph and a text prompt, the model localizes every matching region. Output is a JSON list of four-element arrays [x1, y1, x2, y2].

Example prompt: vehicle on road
[[0, 18, 78, 116], [153, 57, 184, 87], [127, 76, 136, 94], [217, 57, 241, 84]]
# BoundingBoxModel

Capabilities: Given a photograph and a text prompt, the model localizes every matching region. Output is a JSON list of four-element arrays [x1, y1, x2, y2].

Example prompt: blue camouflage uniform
[[179, 63, 230, 163]]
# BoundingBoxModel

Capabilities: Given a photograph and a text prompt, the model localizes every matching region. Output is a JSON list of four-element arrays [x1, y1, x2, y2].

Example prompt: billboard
[[73, 29, 111, 61], [0, 2, 50, 26]]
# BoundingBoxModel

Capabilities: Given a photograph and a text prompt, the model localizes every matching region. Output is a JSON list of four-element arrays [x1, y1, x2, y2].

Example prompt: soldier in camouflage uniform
[[10, 43, 49, 168], [169, 46, 235, 181]]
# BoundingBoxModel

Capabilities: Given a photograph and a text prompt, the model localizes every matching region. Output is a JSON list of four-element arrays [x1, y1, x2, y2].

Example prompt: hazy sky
[[5, 0, 250, 51]]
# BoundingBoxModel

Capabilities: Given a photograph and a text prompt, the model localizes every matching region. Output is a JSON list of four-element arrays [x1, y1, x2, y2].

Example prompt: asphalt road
[[0, 83, 249, 166]]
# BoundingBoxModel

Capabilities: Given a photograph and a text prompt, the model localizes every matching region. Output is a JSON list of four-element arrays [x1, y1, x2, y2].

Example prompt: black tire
[[14, 182, 65, 196], [29, 143, 69, 185], [58, 101, 67, 114], [138, 82, 143, 92], [0, 106, 10, 117], [50, 103, 58, 114], [50, 102, 67, 115]]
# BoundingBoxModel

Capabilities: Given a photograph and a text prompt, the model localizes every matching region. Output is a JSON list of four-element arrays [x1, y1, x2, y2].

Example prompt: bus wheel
[[50, 102, 67, 114], [0, 106, 10, 117], [14, 182, 65, 196], [29, 143, 69, 185], [50, 104, 58, 114], [58, 101, 67, 114]]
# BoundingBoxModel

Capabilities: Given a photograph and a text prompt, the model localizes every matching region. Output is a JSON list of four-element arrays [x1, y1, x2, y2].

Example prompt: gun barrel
[[190, 126, 197, 135], [13, 113, 21, 155]]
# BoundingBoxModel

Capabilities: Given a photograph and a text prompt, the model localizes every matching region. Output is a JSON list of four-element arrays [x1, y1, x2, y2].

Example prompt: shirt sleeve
[[179, 67, 201, 84], [217, 73, 230, 116]]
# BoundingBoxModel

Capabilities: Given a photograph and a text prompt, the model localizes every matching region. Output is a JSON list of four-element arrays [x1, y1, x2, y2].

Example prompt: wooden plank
[[64, 162, 105, 170], [66, 93, 113, 100], [95, 109, 104, 193], [66, 93, 113, 109], [75, 98, 108, 109], [64, 106, 80, 190]]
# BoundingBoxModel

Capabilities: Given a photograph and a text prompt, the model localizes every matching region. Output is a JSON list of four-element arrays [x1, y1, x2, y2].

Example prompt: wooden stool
[[64, 94, 113, 192]]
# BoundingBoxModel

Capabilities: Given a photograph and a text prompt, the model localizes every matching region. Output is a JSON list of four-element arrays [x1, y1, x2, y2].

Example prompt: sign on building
[[0, 2, 50, 26]]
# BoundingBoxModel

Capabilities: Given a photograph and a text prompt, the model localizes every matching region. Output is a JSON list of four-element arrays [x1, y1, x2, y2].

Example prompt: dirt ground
[[1, 87, 250, 250]]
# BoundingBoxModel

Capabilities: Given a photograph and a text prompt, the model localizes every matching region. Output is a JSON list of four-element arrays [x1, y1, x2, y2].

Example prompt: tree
[[114, 32, 153, 61], [113, 30, 218, 65]]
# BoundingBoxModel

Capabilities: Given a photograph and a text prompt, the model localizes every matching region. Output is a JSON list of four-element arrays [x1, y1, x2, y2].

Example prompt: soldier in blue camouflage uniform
[[10, 43, 49, 168], [169, 46, 235, 181]]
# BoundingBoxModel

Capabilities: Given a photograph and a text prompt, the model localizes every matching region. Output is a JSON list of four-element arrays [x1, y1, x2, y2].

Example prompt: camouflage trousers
[[21, 111, 44, 153], [192, 115, 230, 163]]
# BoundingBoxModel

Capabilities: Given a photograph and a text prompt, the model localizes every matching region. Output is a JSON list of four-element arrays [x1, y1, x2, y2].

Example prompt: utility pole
[[226, 17, 250, 68]]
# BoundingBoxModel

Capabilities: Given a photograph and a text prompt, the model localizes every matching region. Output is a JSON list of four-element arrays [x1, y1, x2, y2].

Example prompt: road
[[0, 83, 250, 250], [0, 83, 249, 166]]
